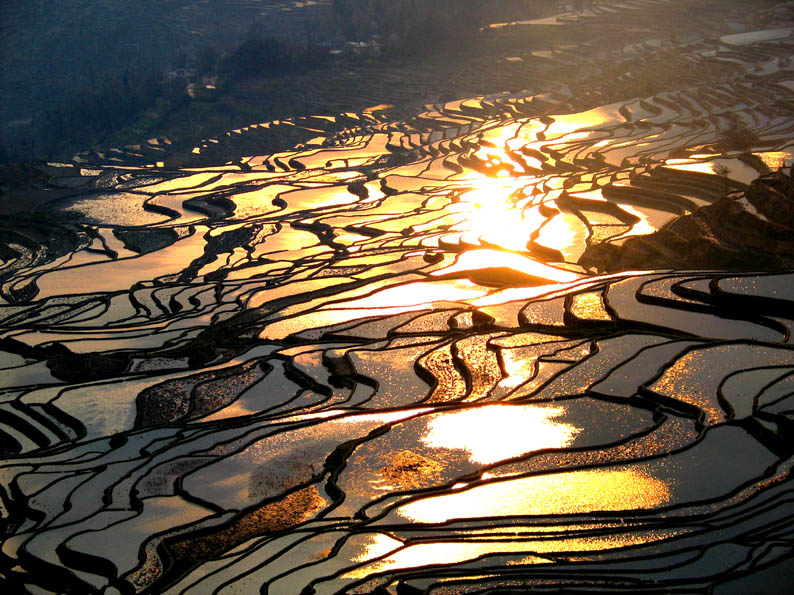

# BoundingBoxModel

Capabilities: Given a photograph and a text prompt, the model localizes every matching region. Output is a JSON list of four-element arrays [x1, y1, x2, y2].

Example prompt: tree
[[196, 45, 221, 76], [719, 115, 760, 153], [714, 164, 731, 193], [219, 36, 292, 83]]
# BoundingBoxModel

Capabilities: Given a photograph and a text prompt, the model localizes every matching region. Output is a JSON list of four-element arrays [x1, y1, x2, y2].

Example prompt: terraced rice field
[[2, 1, 794, 593]]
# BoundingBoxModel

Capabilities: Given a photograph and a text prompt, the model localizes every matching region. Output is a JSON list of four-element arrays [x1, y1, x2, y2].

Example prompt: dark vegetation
[[0, 72, 189, 164], [718, 113, 762, 152], [0, 29, 301, 164], [0, 0, 550, 165], [580, 168, 794, 272]]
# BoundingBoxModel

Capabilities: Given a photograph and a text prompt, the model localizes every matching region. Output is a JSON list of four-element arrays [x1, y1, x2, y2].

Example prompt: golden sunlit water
[[3, 2, 794, 593], [420, 405, 580, 465], [396, 468, 673, 524]]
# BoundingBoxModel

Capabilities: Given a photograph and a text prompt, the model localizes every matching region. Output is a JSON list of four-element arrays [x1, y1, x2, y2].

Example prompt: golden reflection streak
[[397, 468, 672, 524], [534, 211, 585, 259], [450, 174, 585, 259], [452, 176, 533, 252], [420, 405, 580, 465], [498, 350, 540, 390], [318, 279, 490, 310], [611, 203, 661, 239], [343, 541, 549, 578], [505, 527, 688, 561], [543, 105, 622, 139], [351, 532, 404, 563], [343, 528, 686, 579], [758, 151, 793, 170], [260, 304, 443, 341], [664, 159, 721, 175], [569, 292, 612, 321], [431, 249, 582, 284], [665, 157, 761, 186]]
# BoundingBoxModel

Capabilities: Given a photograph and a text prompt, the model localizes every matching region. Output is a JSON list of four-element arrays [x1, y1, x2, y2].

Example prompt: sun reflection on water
[[320, 279, 490, 310], [453, 175, 532, 252], [420, 405, 580, 465], [343, 540, 549, 578], [448, 168, 587, 266], [397, 467, 672, 524], [343, 525, 686, 579]]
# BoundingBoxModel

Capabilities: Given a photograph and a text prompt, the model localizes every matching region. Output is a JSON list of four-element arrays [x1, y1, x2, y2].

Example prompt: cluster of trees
[[1, 69, 189, 163], [0, 27, 328, 164], [0, 1, 554, 164], [214, 29, 334, 86], [218, 36, 294, 83], [0, 27, 336, 164], [718, 114, 760, 153]]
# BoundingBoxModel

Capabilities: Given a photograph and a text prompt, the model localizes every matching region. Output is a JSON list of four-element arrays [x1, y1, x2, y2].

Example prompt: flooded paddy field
[[2, 1, 794, 593]]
